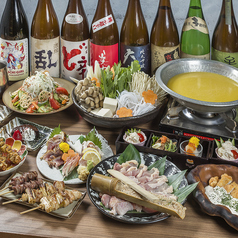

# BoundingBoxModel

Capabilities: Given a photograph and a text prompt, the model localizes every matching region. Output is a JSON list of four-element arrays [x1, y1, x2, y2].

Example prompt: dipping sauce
[[167, 72, 238, 102]]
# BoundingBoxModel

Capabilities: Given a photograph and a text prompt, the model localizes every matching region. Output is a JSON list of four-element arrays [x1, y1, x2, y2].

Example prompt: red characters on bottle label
[[61, 39, 89, 80], [90, 42, 118, 69], [92, 14, 114, 33]]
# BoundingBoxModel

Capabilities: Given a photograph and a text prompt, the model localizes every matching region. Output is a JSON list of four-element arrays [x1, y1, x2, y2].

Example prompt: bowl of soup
[[155, 59, 238, 113]]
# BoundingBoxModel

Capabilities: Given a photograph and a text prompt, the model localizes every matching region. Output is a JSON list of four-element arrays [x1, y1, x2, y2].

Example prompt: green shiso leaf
[[49, 124, 61, 138], [147, 156, 167, 175], [84, 127, 102, 149], [174, 182, 199, 204], [117, 144, 141, 166], [168, 170, 187, 192]]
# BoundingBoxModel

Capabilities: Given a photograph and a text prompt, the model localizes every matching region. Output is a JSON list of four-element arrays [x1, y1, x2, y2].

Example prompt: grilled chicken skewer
[[0, 179, 43, 196], [0, 171, 38, 193], [20, 189, 82, 214], [2, 181, 65, 205]]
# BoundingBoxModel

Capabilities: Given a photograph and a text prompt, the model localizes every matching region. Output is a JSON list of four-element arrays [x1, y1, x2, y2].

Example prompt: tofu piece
[[96, 108, 113, 118], [103, 97, 118, 114], [91, 108, 101, 115]]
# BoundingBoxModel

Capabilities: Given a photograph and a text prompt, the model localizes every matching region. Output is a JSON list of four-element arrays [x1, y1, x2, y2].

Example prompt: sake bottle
[[90, 0, 119, 69], [180, 0, 210, 59], [120, 0, 150, 74], [0, 0, 29, 82], [61, 0, 90, 81], [212, 0, 238, 68], [150, 0, 179, 75], [31, 0, 60, 77]]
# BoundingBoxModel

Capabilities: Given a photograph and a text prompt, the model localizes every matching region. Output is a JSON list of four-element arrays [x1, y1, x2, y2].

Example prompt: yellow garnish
[[59, 142, 70, 153], [189, 137, 200, 148]]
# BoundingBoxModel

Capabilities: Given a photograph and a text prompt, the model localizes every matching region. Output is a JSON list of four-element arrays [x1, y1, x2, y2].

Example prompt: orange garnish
[[160, 135, 168, 144], [116, 107, 133, 118], [62, 149, 77, 163], [111, 67, 115, 80], [91, 77, 100, 87], [142, 90, 157, 104]]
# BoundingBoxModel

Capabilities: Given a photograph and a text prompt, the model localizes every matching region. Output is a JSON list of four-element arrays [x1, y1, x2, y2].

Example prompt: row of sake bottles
[[0, 0, 237, 82]]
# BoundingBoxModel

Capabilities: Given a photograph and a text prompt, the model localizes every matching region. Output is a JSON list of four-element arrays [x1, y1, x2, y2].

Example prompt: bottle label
[[151, 44, 180, 74], [182, 17, 209, 34], [61, 38, 89, 80], [181, 51, 210, 60], [120, 44, 150, 74], [65, 13, 83, 24], [212, 48, 238, 68], [90, 42, 118, 69], [0, 38, 28, 81], [31, 37, 60, 77], [92, 14, 114, 33]]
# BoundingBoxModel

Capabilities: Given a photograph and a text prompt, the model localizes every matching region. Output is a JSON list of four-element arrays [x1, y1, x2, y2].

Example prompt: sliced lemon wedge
[[82, 150, 101, 166], [82, 147, 100, 156]]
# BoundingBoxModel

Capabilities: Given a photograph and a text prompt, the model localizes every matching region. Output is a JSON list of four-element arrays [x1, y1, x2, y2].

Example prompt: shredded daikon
[[22, 71, 58, 99], [130, 71, 167, 103], [115, 90, 156, 117]]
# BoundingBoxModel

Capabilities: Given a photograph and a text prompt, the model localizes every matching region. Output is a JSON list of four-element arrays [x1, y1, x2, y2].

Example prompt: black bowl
[[72, 87, 167, 128]]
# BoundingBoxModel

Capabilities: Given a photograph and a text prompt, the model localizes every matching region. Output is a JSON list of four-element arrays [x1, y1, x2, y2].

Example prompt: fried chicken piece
[[224, 181, 238, 193], [217, 173, 233, 187], [209, 176, 219, 187], [230, 185, 238, 199]]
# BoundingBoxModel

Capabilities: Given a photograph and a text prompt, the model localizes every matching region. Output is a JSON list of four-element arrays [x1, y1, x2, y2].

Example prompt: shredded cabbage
[[22, 71, 58, 99]]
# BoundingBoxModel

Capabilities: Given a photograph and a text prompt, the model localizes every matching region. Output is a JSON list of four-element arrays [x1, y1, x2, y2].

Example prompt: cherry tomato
[[137, 133, 144, 142], [231, 150, 238, 159], [49, 95, 61, 110], [12, 130, 22, 141], [26, 103, 37, 113], [55, 87, 69, 96]]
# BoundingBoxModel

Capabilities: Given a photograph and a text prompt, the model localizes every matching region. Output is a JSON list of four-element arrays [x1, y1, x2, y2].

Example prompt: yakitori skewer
[[0, 171, 38, 193], [2, 181, 66, 205], [0, 179, 43, 196], [20, 189, 82, 214]]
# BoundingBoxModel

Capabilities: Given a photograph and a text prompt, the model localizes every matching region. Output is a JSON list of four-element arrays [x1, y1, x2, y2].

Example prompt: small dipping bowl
[[180, 140, 203, 158], [123, 131, 147, 146], [0, 60, 9, 100]]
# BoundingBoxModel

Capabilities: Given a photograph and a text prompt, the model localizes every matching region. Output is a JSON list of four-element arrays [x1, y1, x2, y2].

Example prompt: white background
[[0, 0, 238, 40]]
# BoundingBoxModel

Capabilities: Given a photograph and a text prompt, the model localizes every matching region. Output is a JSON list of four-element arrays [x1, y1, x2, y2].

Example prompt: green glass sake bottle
[[180, 0, 210, 59], [212, 0, 238, 68]]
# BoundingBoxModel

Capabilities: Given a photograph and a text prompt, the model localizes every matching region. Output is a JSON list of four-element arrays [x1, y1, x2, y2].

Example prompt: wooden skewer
[[0, 190, 14, 196], [20, 206, 42, 215], [0, 186, 10, 193], [2, 199, 20, 205]]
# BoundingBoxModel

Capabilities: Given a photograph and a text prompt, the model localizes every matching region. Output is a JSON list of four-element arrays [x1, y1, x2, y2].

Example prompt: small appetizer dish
[[215, 138, 238, 162], [180, 137, 203, 157], [187, 164, 238, 231], [123, 128, 147, 146], [0, 137, 28, 176], [151, 135, 177, 152]]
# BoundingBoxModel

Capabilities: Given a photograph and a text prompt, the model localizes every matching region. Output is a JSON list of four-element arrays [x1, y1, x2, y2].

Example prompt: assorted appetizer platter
[[87, 144, 197, 224], [36, 126, 113, 184], [0, 117, 52, 151], [2, 71, 75, 115], [0, 171, 86, 219]]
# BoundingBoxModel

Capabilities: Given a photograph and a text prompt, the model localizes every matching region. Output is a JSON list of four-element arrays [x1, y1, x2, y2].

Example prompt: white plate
[[36, 134, 113, 184]]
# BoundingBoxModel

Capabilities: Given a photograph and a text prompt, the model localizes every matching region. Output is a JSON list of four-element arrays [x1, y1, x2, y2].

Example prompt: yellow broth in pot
[[167, 72, 238, 103]]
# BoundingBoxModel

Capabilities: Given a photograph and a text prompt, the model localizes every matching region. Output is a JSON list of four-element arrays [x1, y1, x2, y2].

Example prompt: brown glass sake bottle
[[0, 0, 29, 82], [212, 0, 238, 68], [31, 0, 60, 77], [120, 0, 150, 74], [90, 0, 119, 69], [150, 0, 180, 75], [61, 0, 90, 80]]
